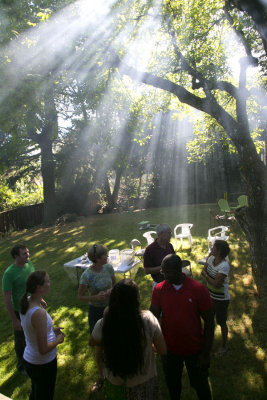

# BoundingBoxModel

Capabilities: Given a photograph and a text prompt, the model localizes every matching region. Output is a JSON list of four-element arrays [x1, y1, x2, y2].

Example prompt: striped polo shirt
[[206, 256, 230, 301]]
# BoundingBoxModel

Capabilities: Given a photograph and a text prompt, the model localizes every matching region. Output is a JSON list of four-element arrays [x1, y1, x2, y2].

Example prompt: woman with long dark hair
[[20, 271, 65, 400], [90, 279, 166, 399]]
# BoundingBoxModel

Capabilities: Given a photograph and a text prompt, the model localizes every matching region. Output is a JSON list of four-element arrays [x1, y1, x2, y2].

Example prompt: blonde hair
[[88, 244, 107, 263]]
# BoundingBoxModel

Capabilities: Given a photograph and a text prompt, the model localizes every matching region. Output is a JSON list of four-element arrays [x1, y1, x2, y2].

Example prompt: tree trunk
[[112, 166, 124, 206], [104, 166, 124, 209], [27, 89, 58, 225], [234, 139, 267, 297], [40, 139, 56, 225], [104, 176, 115, 209]]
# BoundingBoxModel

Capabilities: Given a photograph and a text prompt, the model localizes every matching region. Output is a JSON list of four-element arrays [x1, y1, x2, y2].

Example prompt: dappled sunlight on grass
[[241, 370, 264, 391], [0, 341, 17, 384], [255, 347, 266, 362], [1, 205, 267, 400]]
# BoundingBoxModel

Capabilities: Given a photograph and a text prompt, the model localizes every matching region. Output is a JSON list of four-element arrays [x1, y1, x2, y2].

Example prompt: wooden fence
[[0, 203, 44, 234]]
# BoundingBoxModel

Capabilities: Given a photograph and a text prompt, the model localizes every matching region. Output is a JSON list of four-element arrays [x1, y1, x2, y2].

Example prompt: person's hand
[[201, 270, 207, 278], [12, 318, 22, 331], [40, 299, 47, 309], [54, 327, 65, 337], [105, 288, 112, 297], [56, 332, 65, 344], [96, 291, 106, 301]]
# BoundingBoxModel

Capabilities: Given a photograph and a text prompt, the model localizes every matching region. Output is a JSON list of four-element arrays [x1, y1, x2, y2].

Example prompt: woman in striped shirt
[[201, 240, 230, 356]]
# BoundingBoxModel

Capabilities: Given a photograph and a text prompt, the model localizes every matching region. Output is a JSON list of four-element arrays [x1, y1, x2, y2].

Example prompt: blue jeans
[[23, 357, 57, 400], [162, 351, 212, 400], [88, 305, 105, 334]]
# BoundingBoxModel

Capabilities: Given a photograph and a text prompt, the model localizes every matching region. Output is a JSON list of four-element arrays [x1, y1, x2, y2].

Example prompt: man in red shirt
[[150, 254, 214, 400]]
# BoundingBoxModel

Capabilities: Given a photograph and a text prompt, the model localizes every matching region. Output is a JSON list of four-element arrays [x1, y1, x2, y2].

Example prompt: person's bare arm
[[78, 284, 106, 303], [202, 262, 208, 273], [89, 335, 101, 346], [201, 271, 226, 288], [144, 265, 161, 274], [40, 298, 47, 309], [111, 274, 116, 287], [153, 334, 167, 355], [198, 308, 214, 367], [3, 291, 21, 330], [31, 309, 64, 355], [105, 275, 116, 297], [150, 304, 162, 319]]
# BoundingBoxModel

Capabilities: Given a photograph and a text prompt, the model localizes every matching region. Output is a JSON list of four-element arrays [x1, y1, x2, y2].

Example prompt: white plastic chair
[[130, 239, 145, 259], [182, 260, 193, 277], [174, 224, 193, 250], [143, 231, 157, 245], [207, 226, 229, 250]]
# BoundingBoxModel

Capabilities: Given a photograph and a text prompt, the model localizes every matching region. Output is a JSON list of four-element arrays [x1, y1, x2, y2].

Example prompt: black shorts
[[212, 299, 229, 325]]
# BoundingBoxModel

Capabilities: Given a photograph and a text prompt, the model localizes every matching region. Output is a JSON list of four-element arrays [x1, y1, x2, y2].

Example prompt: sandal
[[91, 377, 104, 393]]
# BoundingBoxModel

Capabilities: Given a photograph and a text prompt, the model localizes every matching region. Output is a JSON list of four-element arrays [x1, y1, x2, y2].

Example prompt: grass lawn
[[0, 204, 266, 400]]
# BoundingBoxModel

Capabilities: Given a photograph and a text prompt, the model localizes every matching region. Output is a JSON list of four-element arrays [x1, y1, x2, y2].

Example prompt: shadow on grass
[[0, 207, 266, 400]]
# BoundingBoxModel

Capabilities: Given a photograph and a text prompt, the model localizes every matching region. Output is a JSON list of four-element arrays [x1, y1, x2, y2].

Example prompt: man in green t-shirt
[[2, 244, 35, 372]]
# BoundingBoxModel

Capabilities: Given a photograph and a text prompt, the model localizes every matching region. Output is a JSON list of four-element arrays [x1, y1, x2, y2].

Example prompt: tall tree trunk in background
[[39, 138, 56, 224], [27, 89, 58, 225], [104, 176, 114, 209], [104, 165, 124, 209]]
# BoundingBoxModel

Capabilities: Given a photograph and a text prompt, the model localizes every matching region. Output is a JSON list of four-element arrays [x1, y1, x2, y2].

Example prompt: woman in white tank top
[[20, 270, 65, 400]]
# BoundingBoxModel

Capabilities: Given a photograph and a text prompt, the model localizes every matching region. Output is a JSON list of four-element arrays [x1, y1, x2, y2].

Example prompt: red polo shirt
[[151, 276, 213, 355]]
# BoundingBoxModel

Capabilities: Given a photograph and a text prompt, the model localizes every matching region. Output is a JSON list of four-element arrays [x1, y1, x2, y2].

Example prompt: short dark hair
[[157, 224, 171, 235], [214, 240, 230, 259], [161, 254, 182, 270], [11, 244, 27, 259]]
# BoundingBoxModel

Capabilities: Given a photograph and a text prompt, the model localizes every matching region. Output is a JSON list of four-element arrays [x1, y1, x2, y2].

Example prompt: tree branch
[[225, 0, 267, 55], [117, 61, 240, 144], [223, 4, 259, 66]]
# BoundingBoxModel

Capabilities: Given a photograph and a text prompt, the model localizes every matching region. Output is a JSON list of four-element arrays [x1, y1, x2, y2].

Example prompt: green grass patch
[[0, 204, 266, 400]]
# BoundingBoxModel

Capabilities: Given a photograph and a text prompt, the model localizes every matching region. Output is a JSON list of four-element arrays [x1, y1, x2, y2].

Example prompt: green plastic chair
[[237, 195, 248, 207], [218, 198, 232, 213]]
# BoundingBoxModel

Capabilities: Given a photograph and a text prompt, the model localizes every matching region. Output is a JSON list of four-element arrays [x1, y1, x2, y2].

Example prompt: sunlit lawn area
[[0, 204, 266, 400]]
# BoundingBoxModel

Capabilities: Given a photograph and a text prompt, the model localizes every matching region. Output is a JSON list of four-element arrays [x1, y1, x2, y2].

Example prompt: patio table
[[64, 256, 141, 286]]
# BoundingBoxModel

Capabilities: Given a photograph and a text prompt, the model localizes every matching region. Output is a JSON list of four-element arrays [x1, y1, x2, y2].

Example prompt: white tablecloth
[[64, 256, 141, 283]]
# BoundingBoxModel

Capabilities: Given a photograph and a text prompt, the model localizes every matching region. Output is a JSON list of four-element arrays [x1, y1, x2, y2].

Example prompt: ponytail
[[20, 292, 29, 315], [19, 270, 47, 315]]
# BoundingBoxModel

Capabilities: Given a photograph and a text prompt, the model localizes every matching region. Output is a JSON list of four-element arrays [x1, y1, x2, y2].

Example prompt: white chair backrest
[[174, 223, 193, 236], [143, 231, 157, 245], [130, 239, 141, 250], [208, 226, 229, 237]]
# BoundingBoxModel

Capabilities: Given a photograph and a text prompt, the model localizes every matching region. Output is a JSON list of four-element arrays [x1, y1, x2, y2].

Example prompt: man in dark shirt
[[143, 224, 175, 285]]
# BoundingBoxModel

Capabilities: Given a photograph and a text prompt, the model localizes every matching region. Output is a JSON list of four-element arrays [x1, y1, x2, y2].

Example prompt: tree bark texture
[[27, 90, 58, 225], [39, 139, 56, 225]]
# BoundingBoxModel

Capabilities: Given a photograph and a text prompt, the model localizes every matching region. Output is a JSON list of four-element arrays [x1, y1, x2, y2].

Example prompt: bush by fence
[[0, 203, 44, 234]]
